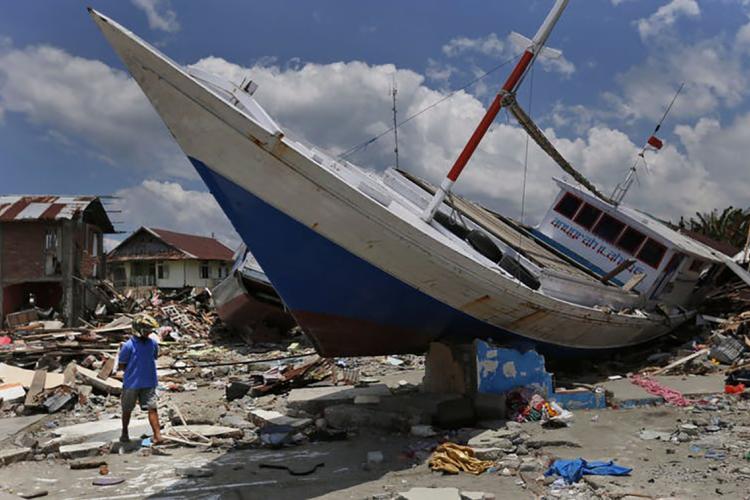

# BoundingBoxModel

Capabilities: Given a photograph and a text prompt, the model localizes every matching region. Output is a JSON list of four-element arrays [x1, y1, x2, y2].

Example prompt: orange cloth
[[428, 442, 494, 475]]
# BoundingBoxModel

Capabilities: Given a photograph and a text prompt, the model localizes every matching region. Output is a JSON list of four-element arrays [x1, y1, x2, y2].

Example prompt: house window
[[592, 213, 626, 243], [157, 262, 169, 280], [573, 203, 602, 230], [91, 231, 99, 257], [637, 238, 667, 268], [554, 193, 582, 219], [200, 261, 210, 279], [218, 265, 228, 279], [616, 227, 647, 255], [44, 229, 58, 251]]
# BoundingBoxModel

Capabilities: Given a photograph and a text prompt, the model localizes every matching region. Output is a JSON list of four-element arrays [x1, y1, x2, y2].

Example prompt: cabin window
[[616, 227, 647, 255], [554, 193, 582, 219], [573, 203, 602, 229], [689, 258, 706, 273], [637, 238, 667, 268], [200, 261, 210, 279], [592, 214, 626, 243]]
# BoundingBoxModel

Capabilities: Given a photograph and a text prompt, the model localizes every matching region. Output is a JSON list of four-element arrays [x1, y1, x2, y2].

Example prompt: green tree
[[678, 206, 750, 250]]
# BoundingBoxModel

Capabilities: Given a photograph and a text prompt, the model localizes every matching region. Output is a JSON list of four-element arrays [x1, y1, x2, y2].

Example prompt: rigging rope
[[338, 54, 523, 160], [506, 95, 611, 203]]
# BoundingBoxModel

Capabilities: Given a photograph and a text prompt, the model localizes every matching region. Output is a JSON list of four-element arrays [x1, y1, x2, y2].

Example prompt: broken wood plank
[[25, 369, 47, 406], [623, 273, 646, 292], [75, 365, 122, 395], [97, 356, 116, 380], [600, 259, 636, 284], [63, 362, 77, 386], [650, 348, 710, 376]]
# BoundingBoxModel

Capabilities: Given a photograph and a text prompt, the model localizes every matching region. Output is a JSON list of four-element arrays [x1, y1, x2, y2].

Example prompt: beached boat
[[212, 248, 296, 343], [89, 2, 750, 356]]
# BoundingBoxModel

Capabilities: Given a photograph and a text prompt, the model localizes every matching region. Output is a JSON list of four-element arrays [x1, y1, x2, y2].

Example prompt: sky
[[2, 0, 750, 250]]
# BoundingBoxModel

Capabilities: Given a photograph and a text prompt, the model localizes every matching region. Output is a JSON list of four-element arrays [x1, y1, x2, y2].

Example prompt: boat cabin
[[534, 178, 724, 306]]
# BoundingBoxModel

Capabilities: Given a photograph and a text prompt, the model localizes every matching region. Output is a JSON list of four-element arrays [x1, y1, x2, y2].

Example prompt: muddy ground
[[2, 367, 749, 500]]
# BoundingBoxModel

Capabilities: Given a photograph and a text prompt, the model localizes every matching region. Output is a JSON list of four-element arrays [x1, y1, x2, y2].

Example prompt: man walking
[[118, 314, 163, 444]]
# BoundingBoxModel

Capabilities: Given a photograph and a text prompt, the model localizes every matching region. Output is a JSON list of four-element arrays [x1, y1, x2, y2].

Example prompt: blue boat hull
[[190, 157, 544, 356]]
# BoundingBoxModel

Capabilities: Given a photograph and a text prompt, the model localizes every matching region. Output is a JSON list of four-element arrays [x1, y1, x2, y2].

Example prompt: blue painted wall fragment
[[475, 340, 553, 396], [551, 389, 607, 410]]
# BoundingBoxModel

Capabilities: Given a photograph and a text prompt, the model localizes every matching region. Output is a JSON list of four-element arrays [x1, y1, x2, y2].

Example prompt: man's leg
[[148, 409, 162, 443], [141, 388, 162, 443], [120, 390, 136, 442]]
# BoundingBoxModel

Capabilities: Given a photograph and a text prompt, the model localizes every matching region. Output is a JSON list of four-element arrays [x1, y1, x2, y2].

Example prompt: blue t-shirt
[[118, 336, 159, 389]]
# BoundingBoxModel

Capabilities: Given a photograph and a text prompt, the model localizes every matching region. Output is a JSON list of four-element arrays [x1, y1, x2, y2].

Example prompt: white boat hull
[[91, 10, 691, 356]]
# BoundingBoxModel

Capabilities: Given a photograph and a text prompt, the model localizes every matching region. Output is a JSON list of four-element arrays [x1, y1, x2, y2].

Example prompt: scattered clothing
[[428, 442, 493, 475], [118, 336, 159, 389], [629, 374, 695, 407], [545, 458, 632, 484]]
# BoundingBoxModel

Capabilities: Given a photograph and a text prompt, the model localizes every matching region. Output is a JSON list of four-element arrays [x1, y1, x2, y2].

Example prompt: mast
[[391, 75, 400, 169], [611, 82, 684, 206], [421, 0, 570, 223]]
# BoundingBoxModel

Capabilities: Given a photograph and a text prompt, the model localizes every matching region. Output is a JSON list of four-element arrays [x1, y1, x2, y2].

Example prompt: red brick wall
[[1, 222, 47, 282]]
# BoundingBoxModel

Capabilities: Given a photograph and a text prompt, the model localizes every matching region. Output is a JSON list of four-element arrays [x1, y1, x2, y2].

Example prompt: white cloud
[[425, 58, 457, 83], [131, 0, 180, 33], [604, 37, 745, 123], [443, 33, 506, 58], [635, 0, 700, 40], [442, 32, 575, 78], [188, 56, 745, 224], [115, 180, 239, 249], [0, 42, 193, 178], [3, 34, 747, 236]]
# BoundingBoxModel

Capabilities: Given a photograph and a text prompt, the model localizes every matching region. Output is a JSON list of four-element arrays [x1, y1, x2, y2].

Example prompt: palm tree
[[678, 206, 750, 250]]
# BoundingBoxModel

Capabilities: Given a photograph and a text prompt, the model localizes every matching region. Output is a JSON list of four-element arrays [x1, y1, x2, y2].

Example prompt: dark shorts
[[121, 388, 158, 412]]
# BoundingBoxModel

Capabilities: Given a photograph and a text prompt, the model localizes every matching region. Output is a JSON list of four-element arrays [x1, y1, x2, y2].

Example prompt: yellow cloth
[[428, 442, 494, 475]]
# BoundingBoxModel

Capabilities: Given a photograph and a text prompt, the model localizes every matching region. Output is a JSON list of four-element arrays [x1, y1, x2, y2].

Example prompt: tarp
[[545, 458, 632, 484]]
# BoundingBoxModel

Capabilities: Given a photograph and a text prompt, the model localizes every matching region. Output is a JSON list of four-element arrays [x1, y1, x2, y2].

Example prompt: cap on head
[[132, 313, 159, 337]]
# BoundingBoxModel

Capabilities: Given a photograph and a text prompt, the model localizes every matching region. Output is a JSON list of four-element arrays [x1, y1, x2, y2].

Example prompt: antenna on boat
[[391, 74, 400, 170], [421, 0, 570, 223], [611, 82, 685, 206]]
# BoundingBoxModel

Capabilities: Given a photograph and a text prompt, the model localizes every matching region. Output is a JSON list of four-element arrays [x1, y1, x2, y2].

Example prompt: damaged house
[[0, 195, 115, 327], [107, 227, 234, 289]]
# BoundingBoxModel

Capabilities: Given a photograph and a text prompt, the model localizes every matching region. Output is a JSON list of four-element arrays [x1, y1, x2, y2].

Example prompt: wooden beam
[[600, 259, 636, 285], [25, 369, 47, 407]]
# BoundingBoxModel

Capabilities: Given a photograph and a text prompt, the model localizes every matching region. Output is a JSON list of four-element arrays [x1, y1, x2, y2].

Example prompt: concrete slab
[[600, 374, 725, 408], [54, 418, 150, 442], [59, 441, 109, 459], [0, 447, 31, 466], [398, 487, 462, 500], [286, 384, 391, 413], [169, 424, 243, 439], [0, 383, 26, 404], [0, 415, 45, 442], [0, 363, 63, 389], [249, 409, 311, 430]]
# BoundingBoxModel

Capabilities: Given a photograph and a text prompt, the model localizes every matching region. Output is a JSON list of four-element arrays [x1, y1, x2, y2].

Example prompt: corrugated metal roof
[[0, 195, 115, 233], [0, 195, 94, 221]]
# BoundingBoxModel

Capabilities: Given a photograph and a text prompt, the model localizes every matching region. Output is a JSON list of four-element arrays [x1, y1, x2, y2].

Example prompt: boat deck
[[397, 170, 603, 284]]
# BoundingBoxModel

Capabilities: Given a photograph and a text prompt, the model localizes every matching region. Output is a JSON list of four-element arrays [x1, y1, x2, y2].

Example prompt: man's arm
[[117, 342, 131, 373]]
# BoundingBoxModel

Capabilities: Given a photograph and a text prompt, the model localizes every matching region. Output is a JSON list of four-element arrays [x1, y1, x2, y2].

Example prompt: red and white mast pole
[[421, 0, 569, 223]]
